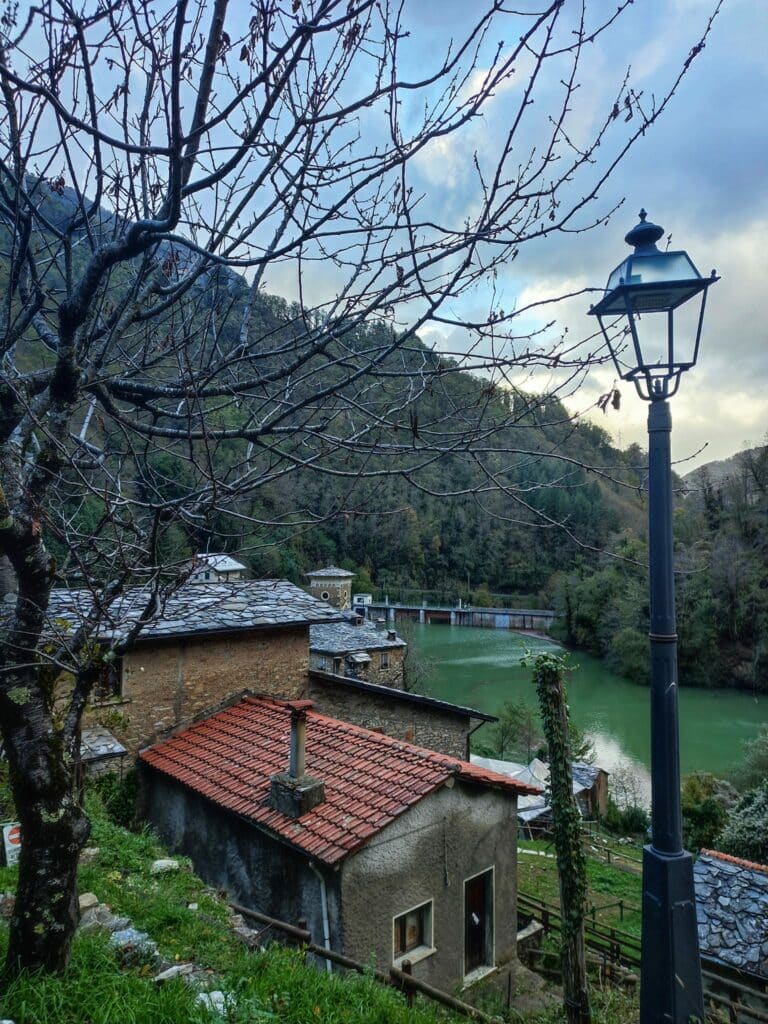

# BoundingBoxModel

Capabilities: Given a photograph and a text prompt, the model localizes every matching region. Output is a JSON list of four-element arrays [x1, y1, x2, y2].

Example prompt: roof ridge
[[700, 849, 768, 875]]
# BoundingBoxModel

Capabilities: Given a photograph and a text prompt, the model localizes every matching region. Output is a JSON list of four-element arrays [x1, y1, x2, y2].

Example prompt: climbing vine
[[532, 652, 592, 1024]]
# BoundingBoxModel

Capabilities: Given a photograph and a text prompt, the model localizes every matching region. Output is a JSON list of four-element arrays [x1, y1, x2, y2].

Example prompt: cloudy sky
[[395, 0, 767, 470]]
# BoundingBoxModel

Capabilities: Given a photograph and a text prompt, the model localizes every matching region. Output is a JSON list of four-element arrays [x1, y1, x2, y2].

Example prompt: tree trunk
[[533, 654, 591, 1024], [3, 707, 90, 974], [0, 640, 90, 974]]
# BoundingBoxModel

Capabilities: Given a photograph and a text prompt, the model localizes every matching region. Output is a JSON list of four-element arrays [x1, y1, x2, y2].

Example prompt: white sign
[[2, 821, 21, 866]]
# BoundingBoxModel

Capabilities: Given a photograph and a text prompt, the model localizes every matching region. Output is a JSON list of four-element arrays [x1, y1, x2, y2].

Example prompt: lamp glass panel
[[621, 300, 701, 373], [625, 252, 700, 285]]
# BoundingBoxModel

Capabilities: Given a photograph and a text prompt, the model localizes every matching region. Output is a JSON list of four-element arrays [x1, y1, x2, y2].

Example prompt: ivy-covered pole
[[532, 653, 592, 1024]]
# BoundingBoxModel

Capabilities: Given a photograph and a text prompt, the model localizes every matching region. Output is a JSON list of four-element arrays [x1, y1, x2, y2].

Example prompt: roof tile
[[140, 696, 538, 866]]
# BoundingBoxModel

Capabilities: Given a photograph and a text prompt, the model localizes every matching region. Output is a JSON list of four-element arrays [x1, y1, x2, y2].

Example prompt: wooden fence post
[[402, 959, 414, 1007]]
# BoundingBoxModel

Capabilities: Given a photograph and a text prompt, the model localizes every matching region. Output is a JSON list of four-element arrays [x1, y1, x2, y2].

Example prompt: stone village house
[[139, 695, 539, 992], [46, 575, 495, 763], [309, 618, 407, 687], [47, 580, 341, 756]]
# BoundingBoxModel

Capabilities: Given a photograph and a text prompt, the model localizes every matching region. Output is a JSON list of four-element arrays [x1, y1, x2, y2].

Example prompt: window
[[332, 657, 342, 674], [393, 900, 433, 963], [317, 655, 328, 671], [93, 658, 123, 702], [380, 651, 390, 669], [321, 590, 330, 601]]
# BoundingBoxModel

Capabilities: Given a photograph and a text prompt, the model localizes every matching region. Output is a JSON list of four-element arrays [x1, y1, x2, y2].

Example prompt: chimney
[[354, 614, 364, 626], [375, 617, 386, 631], [270, 707, 325, 818], [387, 629, 397, 641]]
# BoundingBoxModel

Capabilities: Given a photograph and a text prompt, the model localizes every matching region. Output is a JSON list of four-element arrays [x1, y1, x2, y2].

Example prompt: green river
[[411, 623, 768, 801]]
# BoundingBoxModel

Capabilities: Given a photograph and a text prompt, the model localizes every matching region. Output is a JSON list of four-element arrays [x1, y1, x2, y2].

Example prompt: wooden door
[[464, 871, 490, 973]]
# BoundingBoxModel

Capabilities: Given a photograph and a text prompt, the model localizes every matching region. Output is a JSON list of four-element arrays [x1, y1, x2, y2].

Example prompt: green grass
[[0, 791, 641, 1023], [518, 840, 643, 937]]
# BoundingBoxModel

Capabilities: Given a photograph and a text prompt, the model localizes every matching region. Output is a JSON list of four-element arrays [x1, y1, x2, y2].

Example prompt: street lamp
[[589, 210, 719, 1024]]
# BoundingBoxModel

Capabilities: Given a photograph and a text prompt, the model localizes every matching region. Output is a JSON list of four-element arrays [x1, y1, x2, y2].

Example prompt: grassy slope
[[518, 840, 642, 938], [0, 796, 640, 1023]]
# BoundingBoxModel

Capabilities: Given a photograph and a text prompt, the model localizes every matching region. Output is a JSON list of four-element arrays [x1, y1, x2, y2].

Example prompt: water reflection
[[411, 623, 767, 794]]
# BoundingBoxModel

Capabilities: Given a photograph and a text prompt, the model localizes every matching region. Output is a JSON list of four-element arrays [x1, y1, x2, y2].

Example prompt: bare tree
[[0, 0, 717, 973]]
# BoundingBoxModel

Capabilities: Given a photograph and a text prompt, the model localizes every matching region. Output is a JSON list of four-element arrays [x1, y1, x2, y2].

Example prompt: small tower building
[[305, 565, 354, 611]]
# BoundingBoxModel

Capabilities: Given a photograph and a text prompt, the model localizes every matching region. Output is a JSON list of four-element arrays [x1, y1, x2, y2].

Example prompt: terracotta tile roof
[[140, 696, 539, 866], [699, 849, 768, 876]]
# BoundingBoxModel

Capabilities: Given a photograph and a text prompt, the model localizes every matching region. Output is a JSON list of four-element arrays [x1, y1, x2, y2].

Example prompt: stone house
[[188, 553, 247, 583], [694, 849, 768, 981], [47, 580, 341, 756], [309, 618, 407, 687], [139, 695, 539, 992], [305, 566, 355, 610], [307, 670, 496, 760]]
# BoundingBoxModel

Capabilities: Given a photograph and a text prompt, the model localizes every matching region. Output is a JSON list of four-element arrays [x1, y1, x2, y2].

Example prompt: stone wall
[[87, 626, 309, 754], [309, 646, 405, 689], [306, 674, 472, 759]]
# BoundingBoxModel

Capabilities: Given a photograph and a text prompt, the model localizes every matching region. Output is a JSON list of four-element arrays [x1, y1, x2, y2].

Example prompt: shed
[[140, 696, 539, 992]]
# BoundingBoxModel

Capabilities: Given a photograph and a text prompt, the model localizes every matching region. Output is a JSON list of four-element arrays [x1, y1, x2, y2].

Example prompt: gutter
[[308, 862, 332, 972]]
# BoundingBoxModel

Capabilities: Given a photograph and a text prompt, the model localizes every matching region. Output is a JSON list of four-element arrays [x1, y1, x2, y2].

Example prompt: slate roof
[[191, 554, 247, 573], [45, 580, 342, 645], [308, 670, 497, 722], [140, 696, 539, 866], [309, 620, 406, 654], [80, 727, 127, 763], [694, 849, 768, 977], [470, 755, 604, 822], [305, 566, 354, 578]]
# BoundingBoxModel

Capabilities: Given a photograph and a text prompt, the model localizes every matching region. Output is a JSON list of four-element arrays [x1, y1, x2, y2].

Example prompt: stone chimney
[[270, 707, 325, 818]]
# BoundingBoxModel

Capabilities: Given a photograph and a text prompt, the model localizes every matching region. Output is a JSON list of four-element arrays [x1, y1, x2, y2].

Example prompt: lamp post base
[[640, 846, 704, 1023]]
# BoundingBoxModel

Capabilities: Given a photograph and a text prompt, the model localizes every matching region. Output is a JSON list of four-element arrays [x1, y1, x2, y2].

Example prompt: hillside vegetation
[[0, 787, 640, 1024]]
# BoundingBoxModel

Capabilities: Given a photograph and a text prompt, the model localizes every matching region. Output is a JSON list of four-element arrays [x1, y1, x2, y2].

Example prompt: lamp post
[[589, 210, 718, 1024]]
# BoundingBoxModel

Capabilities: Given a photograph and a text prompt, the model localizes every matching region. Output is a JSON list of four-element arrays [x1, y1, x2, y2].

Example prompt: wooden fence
[[518, 890, 768, 1023], [230, 902, 503, 1024]]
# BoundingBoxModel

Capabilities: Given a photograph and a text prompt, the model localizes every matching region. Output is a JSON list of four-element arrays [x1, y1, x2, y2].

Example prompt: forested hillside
[[553, 444, 768, 691]]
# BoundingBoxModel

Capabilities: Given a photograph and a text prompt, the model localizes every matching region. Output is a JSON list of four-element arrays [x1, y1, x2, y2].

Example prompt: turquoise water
[[411, 624, 768, 798]]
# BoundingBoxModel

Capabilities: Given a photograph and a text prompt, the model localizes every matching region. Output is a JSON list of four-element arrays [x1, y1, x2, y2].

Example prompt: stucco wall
[[340, 782, 518, 992], [307, 676, 471, 759], [141, 769, 341, 952], [87, 625, 309, 754]]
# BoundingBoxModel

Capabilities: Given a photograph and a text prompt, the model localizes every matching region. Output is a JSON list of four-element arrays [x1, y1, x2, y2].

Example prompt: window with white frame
[[393, 900, 433, 962]]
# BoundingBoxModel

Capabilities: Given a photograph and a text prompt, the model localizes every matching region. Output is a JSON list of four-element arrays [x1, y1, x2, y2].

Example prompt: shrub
[[717, 780, 768, 865], [602, 798, 649, 836], [89, 769, 139, 829]]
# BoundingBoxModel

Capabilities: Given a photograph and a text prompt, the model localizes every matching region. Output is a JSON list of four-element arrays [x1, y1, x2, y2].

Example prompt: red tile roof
[[700, 849, 768, 875], [140, 696, 539, 866]]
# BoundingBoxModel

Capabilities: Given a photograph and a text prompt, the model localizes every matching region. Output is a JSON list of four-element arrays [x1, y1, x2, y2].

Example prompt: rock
[[78, 892, 100, 913], [229, 912, 244, 928], [0, 893, 15, 919], [187, 902, 198, 911], [155, 963, 195, 983], [150, 858, 179, 875], [233, 925, 262, 949], [195, 991, 228, 1015], [79, 905, 131, 934], [109, 927, 161, 968], [79, 847, 100, 865]]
